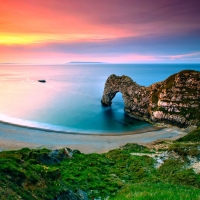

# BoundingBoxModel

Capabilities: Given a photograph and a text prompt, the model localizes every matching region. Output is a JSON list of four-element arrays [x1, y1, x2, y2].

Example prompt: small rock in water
[[38, 80, 46, 83]]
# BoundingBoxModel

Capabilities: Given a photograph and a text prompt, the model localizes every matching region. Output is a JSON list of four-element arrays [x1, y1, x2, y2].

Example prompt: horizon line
[[0, 62, 200, 65]]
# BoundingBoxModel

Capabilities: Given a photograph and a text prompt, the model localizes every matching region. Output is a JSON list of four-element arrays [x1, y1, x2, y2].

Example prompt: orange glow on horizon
[[1, 1, 199, 64], [0, 1, 139, 46], [0, 1, 161, 63], [0, 33, 130, 45]]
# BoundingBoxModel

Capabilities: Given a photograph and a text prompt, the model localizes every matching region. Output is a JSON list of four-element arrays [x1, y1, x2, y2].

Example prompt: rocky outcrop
[[54, 189, 88, 200], [101, 70, 200, 127], [38, 148, 81, 165]]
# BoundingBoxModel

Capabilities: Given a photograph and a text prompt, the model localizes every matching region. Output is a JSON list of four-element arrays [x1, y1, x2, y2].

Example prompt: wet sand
[[0, 122, 187, 153]]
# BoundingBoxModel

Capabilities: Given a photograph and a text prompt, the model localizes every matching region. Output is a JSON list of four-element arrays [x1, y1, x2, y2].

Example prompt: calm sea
[[0, 64, 199, 134]]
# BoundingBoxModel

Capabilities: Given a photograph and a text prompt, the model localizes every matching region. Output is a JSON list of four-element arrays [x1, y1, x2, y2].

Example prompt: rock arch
[[101, 70, 200, 128], [101, 74, 133, 106], [101, 74, 150, 121]]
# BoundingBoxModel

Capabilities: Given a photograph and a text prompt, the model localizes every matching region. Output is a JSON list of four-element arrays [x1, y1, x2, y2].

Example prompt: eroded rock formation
[[101, 70, 200, 127]]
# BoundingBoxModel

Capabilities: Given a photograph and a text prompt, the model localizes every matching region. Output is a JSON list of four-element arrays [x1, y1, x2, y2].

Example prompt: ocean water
[[0, 64, 199, 134]]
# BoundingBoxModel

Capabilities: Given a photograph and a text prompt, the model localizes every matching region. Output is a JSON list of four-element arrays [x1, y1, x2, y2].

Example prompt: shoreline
[[0, 121, 187, 153], [0, 119, 162, 136]]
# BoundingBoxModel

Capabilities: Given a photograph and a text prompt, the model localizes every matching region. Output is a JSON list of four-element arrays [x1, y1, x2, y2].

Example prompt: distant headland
[[68, 61, 106, 64]]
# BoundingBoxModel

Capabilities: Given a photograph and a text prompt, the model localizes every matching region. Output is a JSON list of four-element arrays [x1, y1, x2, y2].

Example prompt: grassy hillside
[[0, 128, 200, 199], [177, 126, 200, 142]]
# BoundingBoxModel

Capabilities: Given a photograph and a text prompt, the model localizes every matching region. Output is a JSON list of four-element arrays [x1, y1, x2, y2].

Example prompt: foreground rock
[[38, 148, 79, 165], [101, 70, 200, 127], [55, 189, 88, 200]]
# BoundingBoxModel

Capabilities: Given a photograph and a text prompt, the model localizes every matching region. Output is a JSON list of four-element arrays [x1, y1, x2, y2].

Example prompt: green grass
[[109, 182, 200, 200], [59, 144, 155, 199], [0, 148, 64, 199], [168, 143, 200, 160], [0, 142, 200, 199], [157, 159, 200, 187], [177, 127, 200, 142]]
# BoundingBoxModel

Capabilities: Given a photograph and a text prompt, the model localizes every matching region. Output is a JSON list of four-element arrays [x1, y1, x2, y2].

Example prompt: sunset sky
[[0, 0, 200, 64]]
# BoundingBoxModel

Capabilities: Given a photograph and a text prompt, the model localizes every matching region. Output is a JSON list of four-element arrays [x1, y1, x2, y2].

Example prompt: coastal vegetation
[[0, 127, 200, 199]]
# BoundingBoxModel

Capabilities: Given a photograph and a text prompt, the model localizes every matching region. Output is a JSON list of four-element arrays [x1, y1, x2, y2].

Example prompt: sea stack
[[101, 70, 200, 128]]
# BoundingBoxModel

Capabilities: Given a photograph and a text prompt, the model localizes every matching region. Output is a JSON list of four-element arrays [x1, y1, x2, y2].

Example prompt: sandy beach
[[0, 122, 187, 153]]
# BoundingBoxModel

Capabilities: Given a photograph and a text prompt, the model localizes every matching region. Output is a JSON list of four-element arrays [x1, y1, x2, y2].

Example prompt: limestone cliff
[[101, 70, 200, 128]]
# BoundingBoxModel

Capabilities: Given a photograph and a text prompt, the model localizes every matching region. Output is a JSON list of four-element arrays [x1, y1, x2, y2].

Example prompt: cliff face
[[101, 70, 200, 127]]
